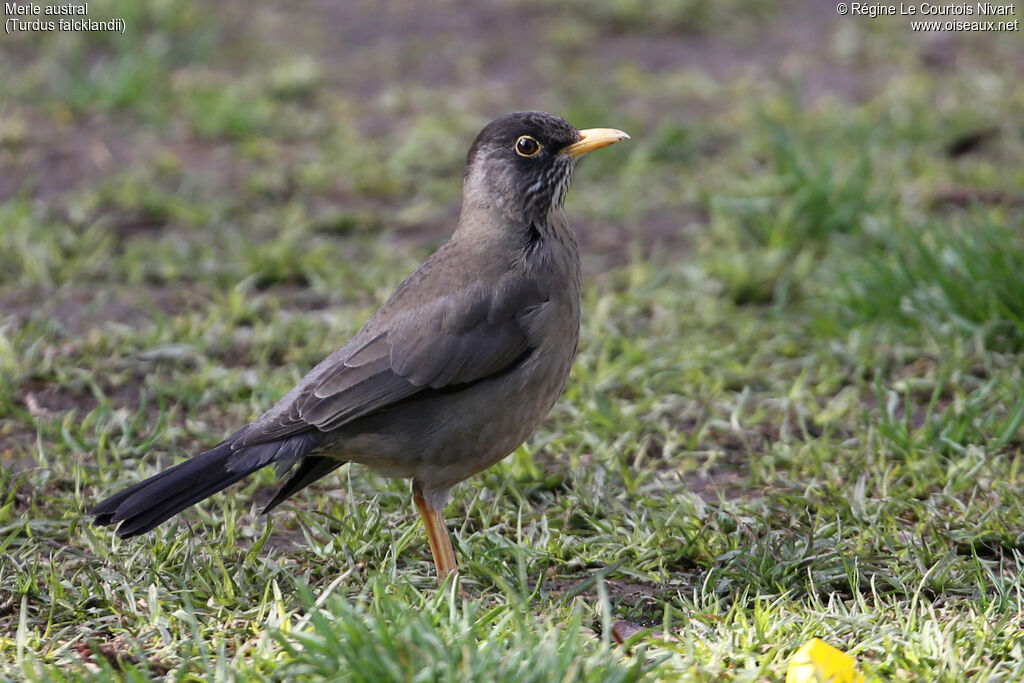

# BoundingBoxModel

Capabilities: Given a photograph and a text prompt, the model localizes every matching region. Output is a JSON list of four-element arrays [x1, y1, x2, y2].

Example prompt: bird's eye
[[515, 135, 542, 157]]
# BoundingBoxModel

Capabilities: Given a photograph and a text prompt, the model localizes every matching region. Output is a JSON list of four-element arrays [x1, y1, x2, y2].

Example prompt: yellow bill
[[562, 128, 630, 157]]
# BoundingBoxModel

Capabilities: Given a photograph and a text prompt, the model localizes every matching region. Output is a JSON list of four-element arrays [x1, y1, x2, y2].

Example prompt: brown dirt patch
[[0, 285, 201, 337], [0, 110, 140, 202]]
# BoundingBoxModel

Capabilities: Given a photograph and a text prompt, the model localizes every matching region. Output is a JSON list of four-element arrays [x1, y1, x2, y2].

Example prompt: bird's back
[[318, 211, 583, 494]]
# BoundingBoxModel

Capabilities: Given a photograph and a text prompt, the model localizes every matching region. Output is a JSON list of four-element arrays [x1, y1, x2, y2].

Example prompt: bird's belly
[[322, 347, 574, 490]]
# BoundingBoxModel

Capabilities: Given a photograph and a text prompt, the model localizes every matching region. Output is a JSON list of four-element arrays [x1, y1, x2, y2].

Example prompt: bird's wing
[[233, 270, 547, 448]]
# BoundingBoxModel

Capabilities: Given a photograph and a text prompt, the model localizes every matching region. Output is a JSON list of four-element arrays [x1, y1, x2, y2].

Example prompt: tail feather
[[262, 455, 346, 514], [90, 432, 322, 537]]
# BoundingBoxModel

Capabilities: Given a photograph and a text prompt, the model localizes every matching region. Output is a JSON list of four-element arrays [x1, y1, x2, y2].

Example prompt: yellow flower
[[786, 638, 865, 683]]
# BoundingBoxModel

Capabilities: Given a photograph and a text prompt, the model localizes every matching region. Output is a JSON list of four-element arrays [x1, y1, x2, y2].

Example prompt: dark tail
[[90, 432, 321, 537], [262, 455, 345, 513]]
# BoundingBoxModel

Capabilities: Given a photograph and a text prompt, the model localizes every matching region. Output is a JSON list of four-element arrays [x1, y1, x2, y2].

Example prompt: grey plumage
[[91, 111, 628, 577]]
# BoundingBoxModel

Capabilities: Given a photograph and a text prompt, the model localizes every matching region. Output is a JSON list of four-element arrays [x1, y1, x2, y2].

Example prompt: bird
[[91, 111, 629, 581]]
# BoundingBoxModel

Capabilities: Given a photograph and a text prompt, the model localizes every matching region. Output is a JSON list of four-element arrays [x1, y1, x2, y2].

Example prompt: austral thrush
[[91, 111, 630, 580]]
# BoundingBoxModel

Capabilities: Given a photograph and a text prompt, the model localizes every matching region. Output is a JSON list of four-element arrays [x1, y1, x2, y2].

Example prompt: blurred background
[[2, 0, 1021, 316], [2, 0, 1024, 678]]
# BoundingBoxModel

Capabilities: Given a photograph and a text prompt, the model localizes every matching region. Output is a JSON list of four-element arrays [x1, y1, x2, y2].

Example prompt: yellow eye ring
[[515, 135, 542, 157]]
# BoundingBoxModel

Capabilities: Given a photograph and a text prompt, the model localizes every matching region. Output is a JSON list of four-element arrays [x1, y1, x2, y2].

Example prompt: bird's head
[[460, 111, 629, 225]]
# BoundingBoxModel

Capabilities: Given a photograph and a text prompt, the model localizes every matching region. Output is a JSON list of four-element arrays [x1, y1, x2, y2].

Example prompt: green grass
[[833, 213, 1024, 350], [3, 0, 1024, 680]]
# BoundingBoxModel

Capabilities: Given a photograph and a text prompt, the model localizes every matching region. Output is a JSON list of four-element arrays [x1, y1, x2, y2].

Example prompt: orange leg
[[413, 482, 458, 581]]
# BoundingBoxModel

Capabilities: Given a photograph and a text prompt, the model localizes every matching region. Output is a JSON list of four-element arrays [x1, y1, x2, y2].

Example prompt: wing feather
[[234, 270, 547, 447]]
